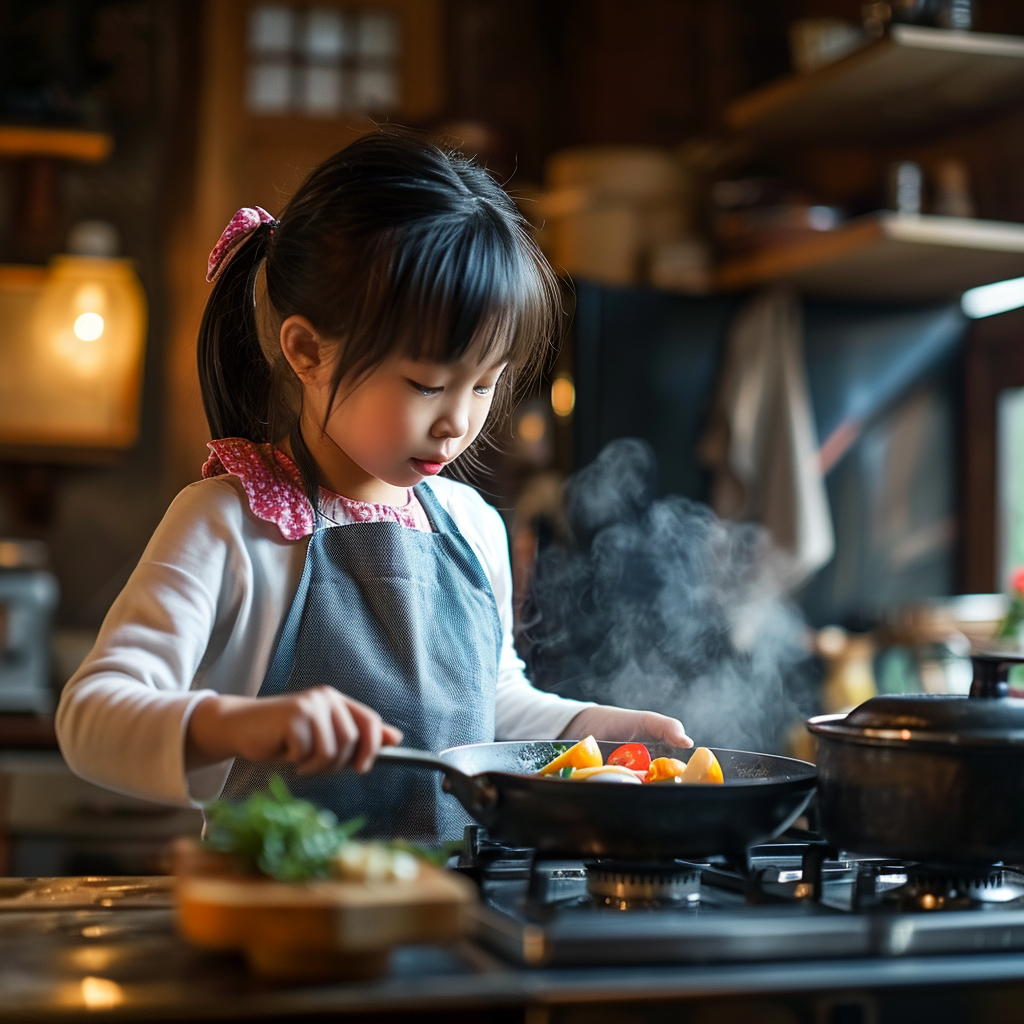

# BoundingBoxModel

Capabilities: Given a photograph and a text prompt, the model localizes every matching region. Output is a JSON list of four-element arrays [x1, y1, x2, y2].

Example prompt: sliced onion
[[571, 765, 643, 783]]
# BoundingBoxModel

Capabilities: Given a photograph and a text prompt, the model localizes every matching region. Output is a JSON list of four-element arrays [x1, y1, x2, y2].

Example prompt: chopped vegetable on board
[[204, 775, 363, 882], [335, 841, 421, 882]]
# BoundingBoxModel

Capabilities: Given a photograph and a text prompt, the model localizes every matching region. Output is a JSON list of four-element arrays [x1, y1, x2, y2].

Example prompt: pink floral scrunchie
[[206, 206, 278, 284]]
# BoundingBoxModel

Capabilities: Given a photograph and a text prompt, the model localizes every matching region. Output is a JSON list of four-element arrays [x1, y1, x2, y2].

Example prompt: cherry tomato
[[606, 743, 651, 772]]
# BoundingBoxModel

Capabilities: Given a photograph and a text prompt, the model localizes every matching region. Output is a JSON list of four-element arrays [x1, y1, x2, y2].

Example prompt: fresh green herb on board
[[204, 775, 364, 882], [390, 837, 464, 868]]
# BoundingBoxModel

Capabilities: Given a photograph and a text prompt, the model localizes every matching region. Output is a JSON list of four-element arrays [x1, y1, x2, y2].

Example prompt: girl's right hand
[[186, 687, 403, 775]]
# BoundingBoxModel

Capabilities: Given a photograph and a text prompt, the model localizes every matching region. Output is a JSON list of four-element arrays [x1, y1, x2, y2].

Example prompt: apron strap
[[259, 533, 319, 697], [413, 481, 458, 535]]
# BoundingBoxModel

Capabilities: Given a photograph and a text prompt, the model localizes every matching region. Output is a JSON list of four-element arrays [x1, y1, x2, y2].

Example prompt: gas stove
[[451, 826, 1024, 968]]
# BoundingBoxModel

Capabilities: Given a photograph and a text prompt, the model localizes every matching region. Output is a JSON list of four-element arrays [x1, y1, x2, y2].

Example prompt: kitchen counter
[[6, 878, 1024, 1022]]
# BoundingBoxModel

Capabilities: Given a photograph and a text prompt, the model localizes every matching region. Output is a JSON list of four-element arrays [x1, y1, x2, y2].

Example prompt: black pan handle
[[970, 649, 1024, 698], [376, 745, 463, 776], [375, 746, 499, 817]]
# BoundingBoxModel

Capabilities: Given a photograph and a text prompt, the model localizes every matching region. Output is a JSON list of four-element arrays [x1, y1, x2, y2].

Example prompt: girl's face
[[324, 347, 507, 489], [286, 320, 507, 500]]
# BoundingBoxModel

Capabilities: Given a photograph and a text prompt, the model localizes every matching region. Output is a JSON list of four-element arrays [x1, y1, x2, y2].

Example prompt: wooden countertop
[[2, 876, 1024, 1018]]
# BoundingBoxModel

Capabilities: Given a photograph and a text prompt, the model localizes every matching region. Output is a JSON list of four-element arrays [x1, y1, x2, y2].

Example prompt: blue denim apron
[[219, 483, 502, 842]]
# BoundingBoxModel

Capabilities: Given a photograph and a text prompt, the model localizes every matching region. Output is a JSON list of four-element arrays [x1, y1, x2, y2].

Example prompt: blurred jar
[[933, 158, 975, 218], [816, 626, 878, 714], [789, 18, 867, 74], [888, 161, 924, 216], [863, 1, 973, 32]]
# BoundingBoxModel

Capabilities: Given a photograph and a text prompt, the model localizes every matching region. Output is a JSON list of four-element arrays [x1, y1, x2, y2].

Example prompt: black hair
[[197, 130, 561, 510]]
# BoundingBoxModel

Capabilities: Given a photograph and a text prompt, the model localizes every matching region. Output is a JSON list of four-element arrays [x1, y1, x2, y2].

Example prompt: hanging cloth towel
[[698, 286, 834, 588]]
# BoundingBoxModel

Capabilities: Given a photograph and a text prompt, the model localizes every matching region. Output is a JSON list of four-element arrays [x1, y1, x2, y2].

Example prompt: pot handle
[[970, 650, 1024, 698]]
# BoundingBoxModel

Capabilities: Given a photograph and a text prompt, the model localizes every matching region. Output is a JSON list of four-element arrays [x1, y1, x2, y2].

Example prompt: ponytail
[[197, 225, 275, 441]]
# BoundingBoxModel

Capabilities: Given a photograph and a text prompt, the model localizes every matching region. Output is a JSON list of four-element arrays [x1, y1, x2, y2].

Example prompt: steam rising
[[520, 439, 813, 752]]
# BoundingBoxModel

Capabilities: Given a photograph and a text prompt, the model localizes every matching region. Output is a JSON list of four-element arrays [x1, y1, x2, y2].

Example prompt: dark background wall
[[3, 0, 1024, 632]]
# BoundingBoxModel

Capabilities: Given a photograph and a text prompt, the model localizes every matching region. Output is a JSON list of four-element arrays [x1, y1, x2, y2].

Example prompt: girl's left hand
[[559, 705, 693, 749]]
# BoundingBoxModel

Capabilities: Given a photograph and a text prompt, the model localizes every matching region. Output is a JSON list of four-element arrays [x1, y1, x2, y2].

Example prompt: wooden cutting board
[[174, 841, 475, 982]]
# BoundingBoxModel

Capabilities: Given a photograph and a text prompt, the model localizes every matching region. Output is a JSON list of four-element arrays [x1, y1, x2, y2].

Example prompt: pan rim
[[438, 740, 817, 787]]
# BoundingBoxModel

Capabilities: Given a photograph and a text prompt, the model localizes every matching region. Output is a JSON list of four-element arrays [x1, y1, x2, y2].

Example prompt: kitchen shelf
[[713, 212, 1024, 300], [0, 125, 112, 162], [725, 25, 1024, 146]]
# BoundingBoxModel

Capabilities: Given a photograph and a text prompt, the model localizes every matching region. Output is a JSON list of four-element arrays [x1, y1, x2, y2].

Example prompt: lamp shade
[[2, 255, 149, 450]]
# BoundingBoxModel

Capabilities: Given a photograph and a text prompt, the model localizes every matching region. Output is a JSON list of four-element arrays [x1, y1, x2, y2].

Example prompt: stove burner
[[585, 860, 700, 909], [882, 865, 1024, 911], [458, 825, 1024, 969]]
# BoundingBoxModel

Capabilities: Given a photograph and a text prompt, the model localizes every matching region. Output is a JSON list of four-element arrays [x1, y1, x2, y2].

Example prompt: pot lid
[[850, 692, 1024, 732], [809, 693, 1024, 747], [809, 649, 1024, 747]]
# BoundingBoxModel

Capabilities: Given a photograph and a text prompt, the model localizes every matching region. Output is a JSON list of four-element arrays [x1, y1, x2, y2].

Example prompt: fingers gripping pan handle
[[375, 746, 498, 818]]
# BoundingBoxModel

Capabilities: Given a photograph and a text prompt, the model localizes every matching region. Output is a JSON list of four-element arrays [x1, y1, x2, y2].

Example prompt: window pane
[[999, 386, 1024, 588], [297, 65, 345, 117], [353, 65, 399, 111], [356, 10, 399, 58], [249, 5, 294, 55], [247, 61, 292, 113], [303, 8, 350, 62]]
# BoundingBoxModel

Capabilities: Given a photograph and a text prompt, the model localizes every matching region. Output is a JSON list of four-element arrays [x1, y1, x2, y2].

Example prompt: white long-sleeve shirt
[[56, 470, 592, 808]]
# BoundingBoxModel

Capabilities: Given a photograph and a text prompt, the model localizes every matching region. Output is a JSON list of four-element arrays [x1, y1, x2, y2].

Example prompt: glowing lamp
[[19, 255, 148, 449]]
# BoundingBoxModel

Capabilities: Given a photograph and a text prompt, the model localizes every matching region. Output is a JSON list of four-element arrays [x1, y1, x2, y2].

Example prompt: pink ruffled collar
[[202, 438, 430, 540]]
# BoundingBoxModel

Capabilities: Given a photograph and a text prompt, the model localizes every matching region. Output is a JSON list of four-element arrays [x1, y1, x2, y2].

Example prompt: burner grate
[[585, 861, 701, 908]]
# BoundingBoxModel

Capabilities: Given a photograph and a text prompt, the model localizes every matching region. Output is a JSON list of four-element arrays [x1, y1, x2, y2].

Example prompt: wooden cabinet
[[712, 25, 1024, 301]]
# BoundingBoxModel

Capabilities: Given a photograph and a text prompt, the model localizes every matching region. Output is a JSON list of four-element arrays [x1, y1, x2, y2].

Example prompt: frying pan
[[378, 740, 816, 860]]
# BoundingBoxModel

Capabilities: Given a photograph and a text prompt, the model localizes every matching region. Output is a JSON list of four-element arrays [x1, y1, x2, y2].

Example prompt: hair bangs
[[382, 213, 558, 381]]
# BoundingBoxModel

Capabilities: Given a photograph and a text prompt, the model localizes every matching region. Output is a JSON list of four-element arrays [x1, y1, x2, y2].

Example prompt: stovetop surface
[[452, 828, 1024, 968]]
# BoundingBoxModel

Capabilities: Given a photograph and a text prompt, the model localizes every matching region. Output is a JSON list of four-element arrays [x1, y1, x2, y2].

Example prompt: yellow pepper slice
[[647, 756, 687, 782], [682, 746, 724, 784], [537, 735, 603, 775]]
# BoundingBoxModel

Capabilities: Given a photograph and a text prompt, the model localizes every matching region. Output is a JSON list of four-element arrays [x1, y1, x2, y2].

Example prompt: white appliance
[[0, 540, 59, 713]]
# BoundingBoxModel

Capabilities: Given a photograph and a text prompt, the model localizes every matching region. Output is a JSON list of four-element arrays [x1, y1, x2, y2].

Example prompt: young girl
[[56, 132, 691, 841]]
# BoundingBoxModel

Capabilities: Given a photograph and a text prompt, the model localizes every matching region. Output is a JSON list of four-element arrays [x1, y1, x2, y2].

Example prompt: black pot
[[807, 650, 1024, 864]]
